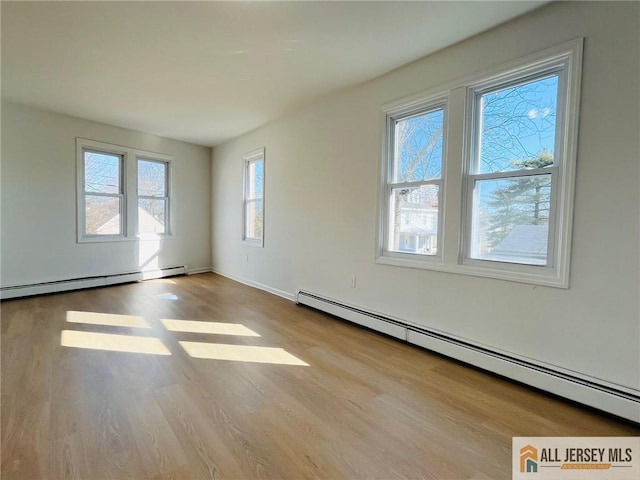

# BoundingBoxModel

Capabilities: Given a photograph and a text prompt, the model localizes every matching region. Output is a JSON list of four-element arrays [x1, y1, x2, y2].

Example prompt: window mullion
[[389, 179, 441, 190], [470, 166, 557, 181], [84, 192, 122, 198]]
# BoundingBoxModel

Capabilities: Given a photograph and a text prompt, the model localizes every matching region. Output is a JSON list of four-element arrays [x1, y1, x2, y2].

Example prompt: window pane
[[138, 198, 166, 234], [248, 160, 264, 199], [478, 75, 558, 174], [84, 151, 121, 194], [138, 160, 166, 197], [471, 174, 551, 265], [389, 184, 439, 255], [394, 109, 444, 183], [85, 195, 121, 235], [245, 200, 263, 239]]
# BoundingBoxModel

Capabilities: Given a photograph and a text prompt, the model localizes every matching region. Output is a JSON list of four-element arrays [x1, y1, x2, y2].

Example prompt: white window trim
[[376, 38, 583, 288], [76, 138, 174, 243], [377, 93, 449, 265], [242, 147, 265, 247], [136, 157, 173, 238]]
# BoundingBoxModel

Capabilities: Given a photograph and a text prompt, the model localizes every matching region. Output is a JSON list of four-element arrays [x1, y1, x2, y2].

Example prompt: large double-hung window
[[378, 39, 582, 287], [467, 72, 561, 267], [77, 138, 173, 242]]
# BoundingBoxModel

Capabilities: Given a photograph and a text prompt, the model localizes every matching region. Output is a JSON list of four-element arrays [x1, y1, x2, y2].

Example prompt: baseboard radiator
[[296, 290, 640, 423], [0, 266, 186, 300]]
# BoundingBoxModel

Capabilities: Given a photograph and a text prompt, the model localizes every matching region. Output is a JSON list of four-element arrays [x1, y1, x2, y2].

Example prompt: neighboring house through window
[[382, 99, 446, 260]]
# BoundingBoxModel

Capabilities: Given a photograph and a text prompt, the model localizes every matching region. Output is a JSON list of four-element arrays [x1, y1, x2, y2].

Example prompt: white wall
[[1, 101, 212, 286], [212, 1, 640, 393]]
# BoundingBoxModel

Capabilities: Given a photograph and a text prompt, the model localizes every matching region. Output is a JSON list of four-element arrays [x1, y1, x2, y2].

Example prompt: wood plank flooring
[[1, 273, 638, 479]]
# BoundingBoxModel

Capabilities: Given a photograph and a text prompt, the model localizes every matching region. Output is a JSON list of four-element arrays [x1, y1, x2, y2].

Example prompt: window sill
[[77, 235, 132, 244], [242, 239, 264, 248], [77, 233, 173, 243], [375, 255, 568, 288]]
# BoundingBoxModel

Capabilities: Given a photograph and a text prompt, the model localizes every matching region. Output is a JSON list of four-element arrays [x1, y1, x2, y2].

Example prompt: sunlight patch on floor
[[66, 311, 150, 328], [61, 330, 171, 355], [147, 278, 176, 284], [179, 341, 308, 366], [160, 319, 260, 337], [156, 293, 179, 300]]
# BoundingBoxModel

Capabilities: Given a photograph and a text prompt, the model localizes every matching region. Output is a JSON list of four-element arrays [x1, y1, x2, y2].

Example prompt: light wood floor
[[1, 273, 638, 479]]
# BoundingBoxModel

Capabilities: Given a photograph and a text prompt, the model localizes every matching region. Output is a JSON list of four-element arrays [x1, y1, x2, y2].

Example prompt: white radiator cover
[[0, 266, 186, 299], [296, 290, 640, 424]]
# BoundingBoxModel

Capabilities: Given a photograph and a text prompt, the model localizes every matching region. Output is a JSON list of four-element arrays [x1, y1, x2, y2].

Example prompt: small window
[[243, 148, 265, 246], [137, 159, 169, 235], [380, 98, 446, 262], [82, 149, 124, 237]]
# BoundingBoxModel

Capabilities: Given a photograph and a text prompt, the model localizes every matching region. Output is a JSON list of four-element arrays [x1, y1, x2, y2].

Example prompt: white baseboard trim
[[186, 267, 213, 275], [211, 268, 295, 302], [1, 266, 187, 300], [297, 290, 640, 423]]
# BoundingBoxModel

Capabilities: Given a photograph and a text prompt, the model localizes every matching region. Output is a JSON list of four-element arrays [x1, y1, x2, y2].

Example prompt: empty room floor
[[1, 273, 638, 479]]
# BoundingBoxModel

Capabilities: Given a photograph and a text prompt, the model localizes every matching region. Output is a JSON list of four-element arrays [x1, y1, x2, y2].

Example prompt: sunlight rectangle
[[66, 311, 150, 328], [179, 341, 308, 366], [147, 278, 176, 284], [160, 319, 260, 337], [155, 293, 179, 300], [61, 330, 171, 355]]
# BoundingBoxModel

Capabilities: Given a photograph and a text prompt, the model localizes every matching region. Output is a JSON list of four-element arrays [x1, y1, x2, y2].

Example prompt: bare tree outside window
[[83, 151, 122, 235], [471, 74, 559, 265]]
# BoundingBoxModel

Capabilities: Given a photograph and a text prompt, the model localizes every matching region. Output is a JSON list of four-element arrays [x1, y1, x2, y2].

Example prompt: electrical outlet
[[350, 276, 357, 288], [245, 253, 249, 262]]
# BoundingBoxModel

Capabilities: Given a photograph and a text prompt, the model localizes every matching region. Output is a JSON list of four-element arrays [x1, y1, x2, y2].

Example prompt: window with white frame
[[137, 159, 169, 235], [242, 148, 265, 246], [466, 72, 560, 267], [81, 148, 125, 238], [382, 99, 446, 260], [377, 39, 582, 287], [76, 138, 173, 242]]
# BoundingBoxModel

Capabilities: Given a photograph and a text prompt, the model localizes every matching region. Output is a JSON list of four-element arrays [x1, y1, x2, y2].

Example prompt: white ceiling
[[2, 1, 547, 147]]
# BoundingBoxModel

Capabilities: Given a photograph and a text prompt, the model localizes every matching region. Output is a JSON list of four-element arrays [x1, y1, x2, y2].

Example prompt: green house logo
[[520, 445, 538, 473]]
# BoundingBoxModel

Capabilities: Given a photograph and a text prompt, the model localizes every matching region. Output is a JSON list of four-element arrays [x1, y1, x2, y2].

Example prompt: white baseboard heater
[[0, 266, 186, 300], [296, 290, 640, 424]]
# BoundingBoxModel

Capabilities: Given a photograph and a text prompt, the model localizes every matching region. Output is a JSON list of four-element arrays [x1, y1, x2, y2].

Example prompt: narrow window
[[82, 149, 124, 237], [243, 148, 265, 246], [381, 100, 446, 262], [137, 159, 169, 235]]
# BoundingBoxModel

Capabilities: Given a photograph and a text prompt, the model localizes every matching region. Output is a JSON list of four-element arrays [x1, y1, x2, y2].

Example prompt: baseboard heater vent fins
[[1, 266, 186, 300], [296, 290, 640, 424]]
